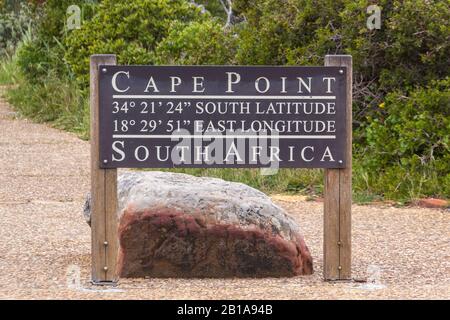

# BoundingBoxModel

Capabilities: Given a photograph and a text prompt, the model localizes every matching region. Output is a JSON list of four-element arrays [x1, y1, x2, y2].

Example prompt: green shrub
[[356, 78, 450, 200], [34, 0, 97, 43], [158, 168, 324, 195], [6, 74, 90, 138], [14, 0, 99, 83], [0, 53, 21, 85], [233, 0, 450, 122], [0, 3, 34, 57], [191, 0, 227, 20], [231, 0, 449, 200], [65, 0, 207, 87], [15, 37, 67, 83], [155, 19, 236, 65]]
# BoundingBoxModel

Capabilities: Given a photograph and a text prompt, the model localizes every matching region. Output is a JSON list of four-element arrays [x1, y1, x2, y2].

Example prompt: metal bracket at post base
[[91, 280, 119, 286], [325, 278, 354, 283]]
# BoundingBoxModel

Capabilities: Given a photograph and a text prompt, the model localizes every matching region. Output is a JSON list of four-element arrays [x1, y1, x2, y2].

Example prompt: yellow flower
[[379, 102, 385, 109]]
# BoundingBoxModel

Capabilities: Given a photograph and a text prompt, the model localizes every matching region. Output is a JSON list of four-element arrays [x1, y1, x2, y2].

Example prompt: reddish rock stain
[[118, 207, 313, 278]]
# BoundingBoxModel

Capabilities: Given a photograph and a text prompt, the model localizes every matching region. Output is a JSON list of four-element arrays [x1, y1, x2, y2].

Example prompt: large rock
[[84, 171, 313, 278]]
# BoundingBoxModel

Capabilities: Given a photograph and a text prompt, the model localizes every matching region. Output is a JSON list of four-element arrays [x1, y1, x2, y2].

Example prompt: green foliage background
[[0, 2, 34, 57], [1, 0, 449, 202]]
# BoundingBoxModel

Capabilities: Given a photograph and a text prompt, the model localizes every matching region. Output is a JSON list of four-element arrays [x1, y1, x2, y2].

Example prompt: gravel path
[[0, 87, 448, 299]]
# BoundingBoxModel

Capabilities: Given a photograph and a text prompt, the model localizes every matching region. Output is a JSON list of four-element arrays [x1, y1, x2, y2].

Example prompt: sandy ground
[[0, 87, 449, 300]]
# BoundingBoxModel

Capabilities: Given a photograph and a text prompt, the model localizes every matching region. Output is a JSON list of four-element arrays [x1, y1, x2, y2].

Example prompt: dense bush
[[15, 0, 96, 82], [7, 74, 89, 136], [0, 4, 34, 57], [65, 0, 207, 86], [193, 0, 227, 20], [15, 37, 68, 83], [356, 78, 450, 199], [4, 0, 96, 136], [154, 20, 236, 65], [232, 0, 450, 124], [227, 0, 449, 200]]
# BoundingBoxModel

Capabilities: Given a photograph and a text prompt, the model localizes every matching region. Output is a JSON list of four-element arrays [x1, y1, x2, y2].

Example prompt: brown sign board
[[98, 66, 347, 169]]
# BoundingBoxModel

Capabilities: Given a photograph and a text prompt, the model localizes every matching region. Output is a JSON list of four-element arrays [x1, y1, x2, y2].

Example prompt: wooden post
[[324, 55, 352, 280], [90, 55, 118, 284]]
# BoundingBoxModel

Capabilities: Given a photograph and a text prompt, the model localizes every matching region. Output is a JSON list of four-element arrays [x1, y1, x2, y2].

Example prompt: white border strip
[[112, 134, 336, 139], [112, 95, 336, 100]]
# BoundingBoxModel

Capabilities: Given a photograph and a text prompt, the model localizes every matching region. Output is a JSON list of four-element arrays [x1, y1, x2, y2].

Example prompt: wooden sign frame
[[90, 55, 118, 283], [89, 54, 352, 284], [323, 55, 352, 280]]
